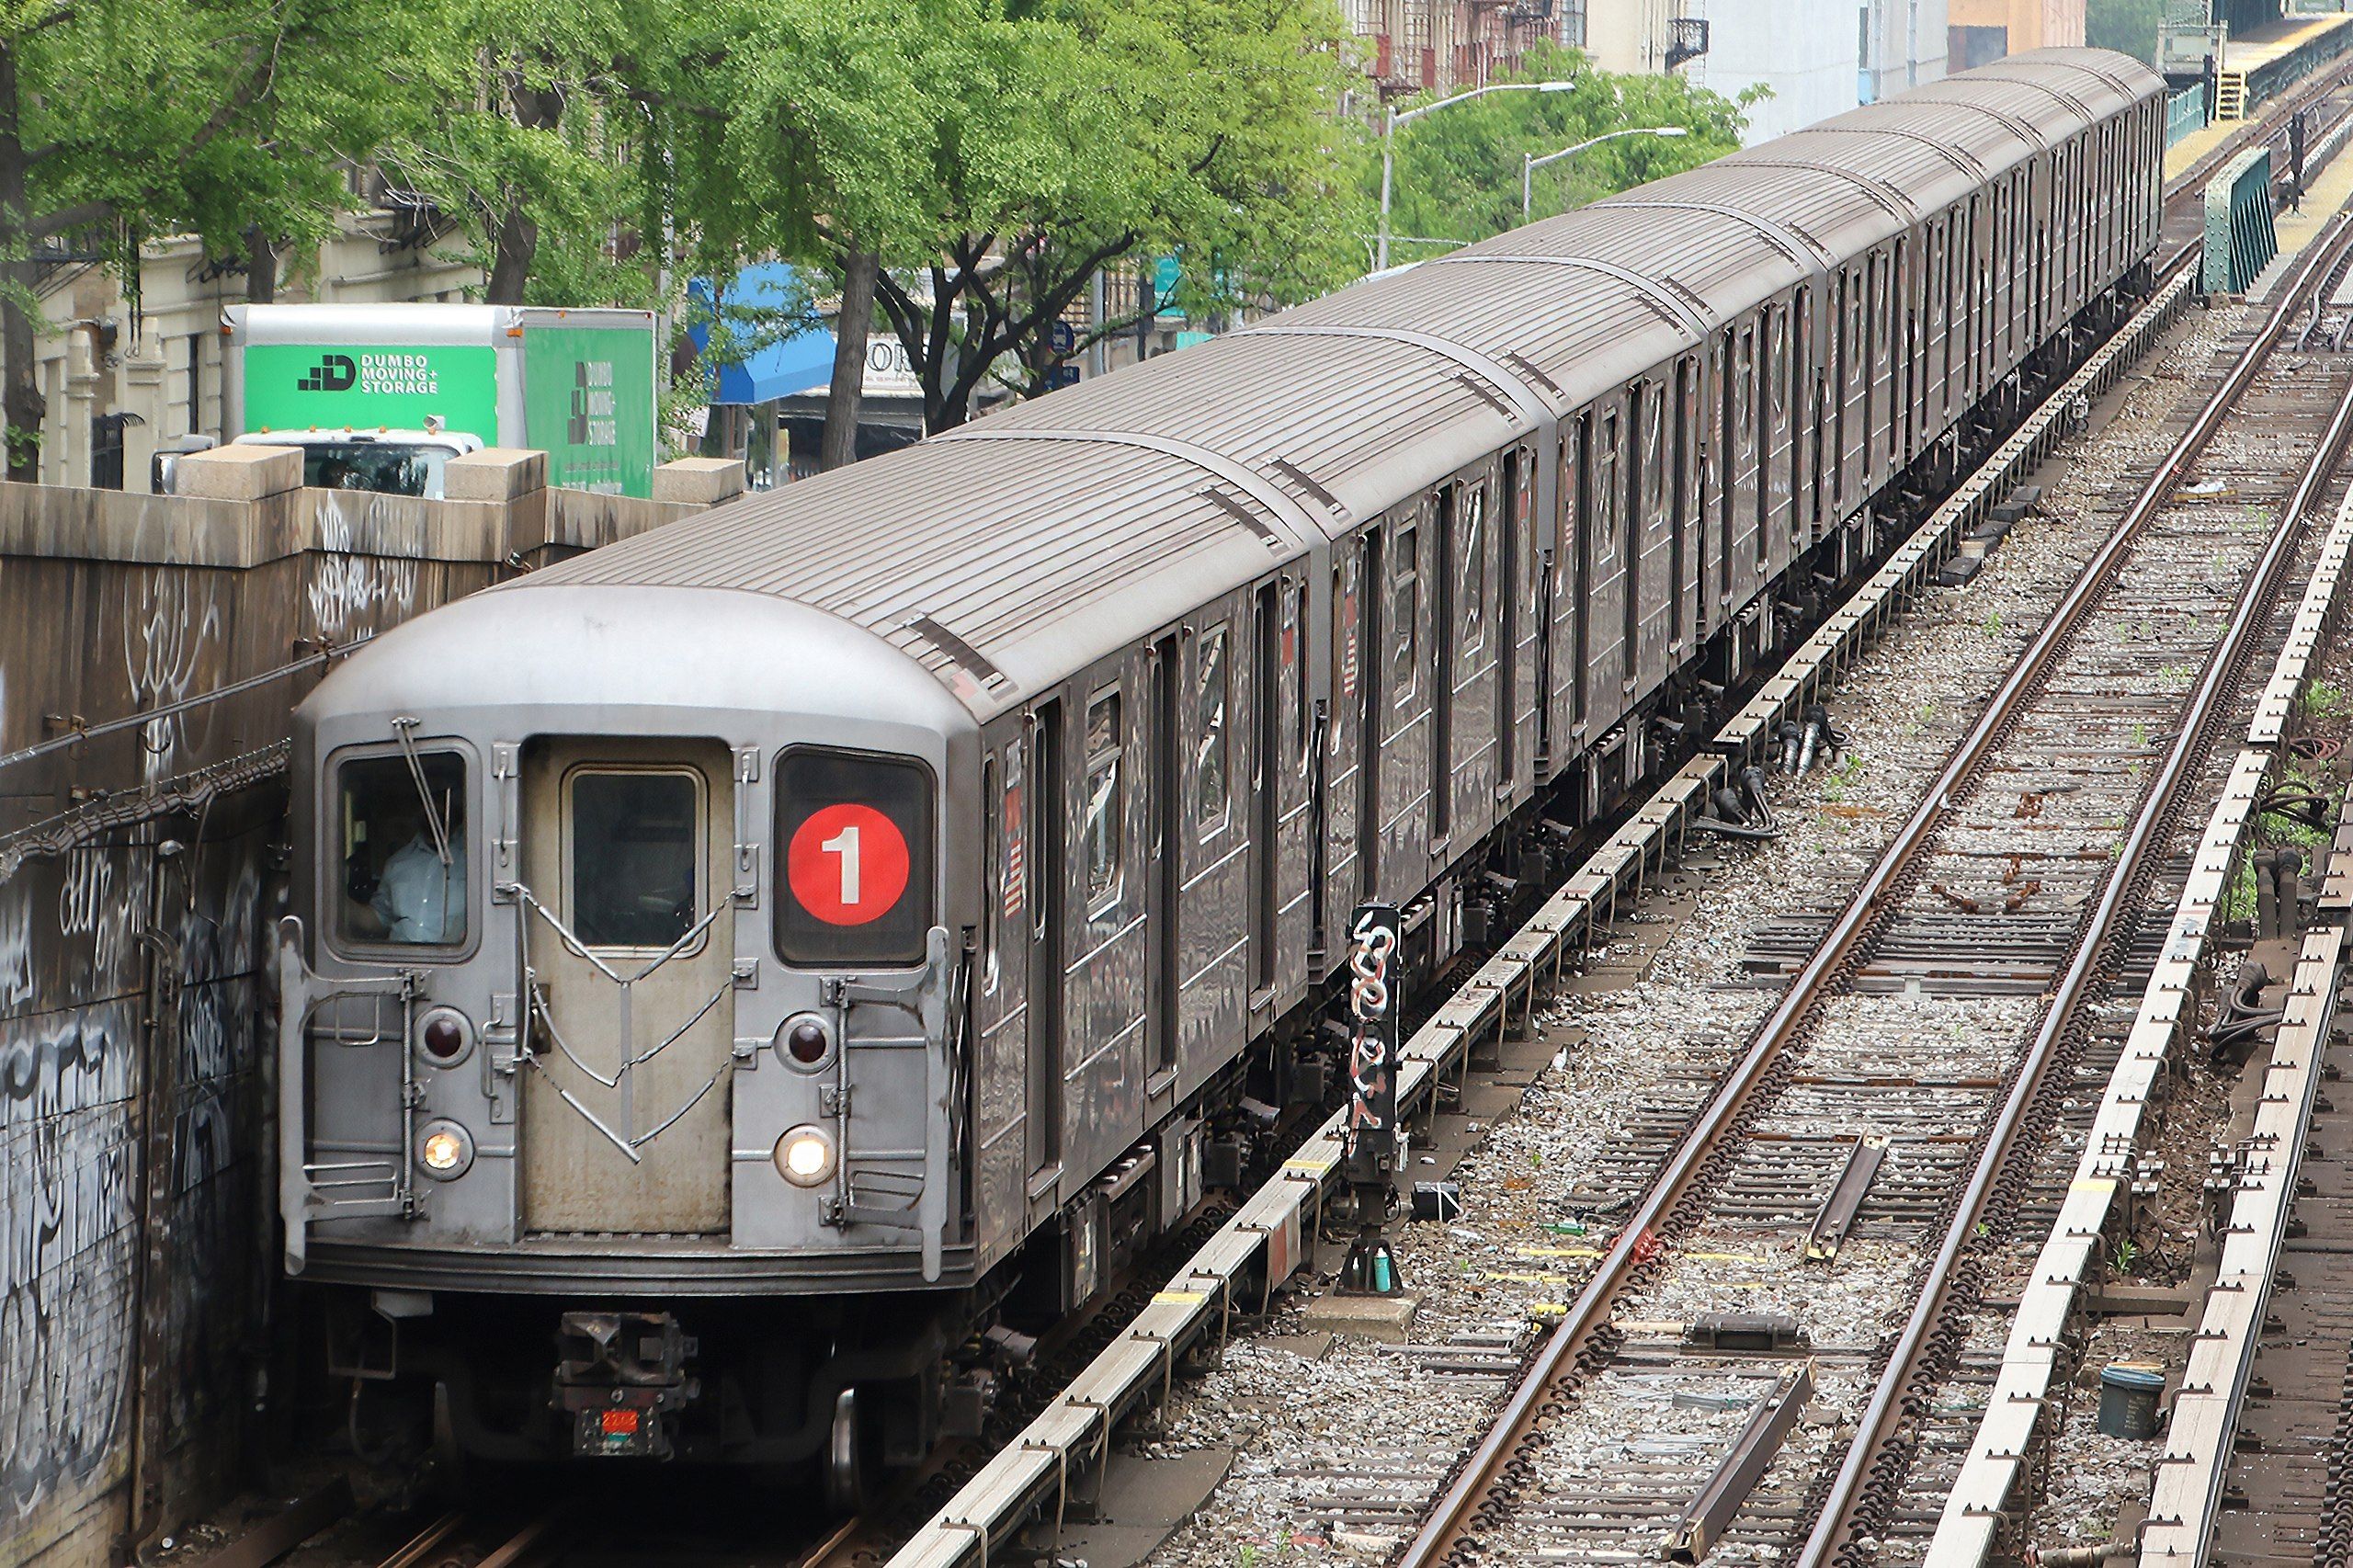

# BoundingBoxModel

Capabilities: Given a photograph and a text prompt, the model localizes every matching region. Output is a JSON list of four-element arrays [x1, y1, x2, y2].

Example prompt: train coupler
[[553, 1310, 699, 1459]]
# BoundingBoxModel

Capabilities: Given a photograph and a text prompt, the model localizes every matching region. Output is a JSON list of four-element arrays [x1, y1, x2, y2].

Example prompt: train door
[[1964, 195, 1982, 406], [1025, 699, 1064, 1191], [1634, 380, 1671, 688], [1838, 267, 1862, 511], [1540, 418, 1583, 770], [1252, 583, 1279, 1009], [1501, 444, 1538, 798], [1147, 631, 1181, 1106], [1724, 327, 1760, 614], [1069, 665, 1145, 1179], [1380, 508, 1434, 878], [1794, 287, 1819, 545], [1272, 574, 1313, 996], [518, 737, 734, 1234], [1927, 220, 1947, 434], [1431, 483, 1458, 851], [1893, 236, 1915, 465], [1325, 544, 1368, 925], [1869, 250, 1892, 484], [1762, 303, 1791, 581], [1353, 528, 1384, 902], [1584, 397, 1630, 734], [972, 731, 1029, 1258], [1674, 356, 1702, 648], [1445, 470, 1498, 847], [1178, 606, 1250, 1093]]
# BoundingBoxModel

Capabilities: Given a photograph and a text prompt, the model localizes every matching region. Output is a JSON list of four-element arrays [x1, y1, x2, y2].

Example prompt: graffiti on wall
[[309, 499, 419, 642], [0, 824, 268, 1538], [123, 571, 225, 785]]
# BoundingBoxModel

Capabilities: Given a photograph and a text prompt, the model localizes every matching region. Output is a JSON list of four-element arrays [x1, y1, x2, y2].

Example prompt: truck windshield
[[301, 441, 451, 497]]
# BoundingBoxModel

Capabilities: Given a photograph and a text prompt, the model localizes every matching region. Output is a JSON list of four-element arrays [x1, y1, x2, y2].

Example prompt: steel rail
[[1799, 211, 2353, 1568], [1393, 208, 2353, 1568]]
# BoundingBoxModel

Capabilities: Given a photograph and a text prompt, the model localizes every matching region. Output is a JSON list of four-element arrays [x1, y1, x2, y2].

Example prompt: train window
[[1289, 577, 1313, 774], [1391, 526, 1419, 701], [982, 753, 1002, 994], [1558, 419, 1582, 589], [1460, 483, 1486, 650], [1195, 624, 1230, 826], [1642, 383, 1665, 534], [566, 767, 702, 950], [1001, 741, 1026, 936], [336, 749, 468, 948], [1084, 688, 1123, 913], [1595, 415, 1620, 562], [775, 746, 936, 967], [1336, 554, 1360, 716]]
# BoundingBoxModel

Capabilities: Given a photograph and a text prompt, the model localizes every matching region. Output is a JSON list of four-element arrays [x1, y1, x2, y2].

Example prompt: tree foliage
[[0, 0, 420, 476], [690, 0, 1369, 432], [1380, 40, 1755, 258], [2086, 0, 2165, 66]]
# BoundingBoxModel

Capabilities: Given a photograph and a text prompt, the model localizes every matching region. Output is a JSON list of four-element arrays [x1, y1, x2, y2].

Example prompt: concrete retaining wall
[[0, 452, 733, 1564]]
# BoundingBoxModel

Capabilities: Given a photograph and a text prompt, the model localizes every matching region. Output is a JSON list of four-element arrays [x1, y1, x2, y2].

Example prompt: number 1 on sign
[[821, 824, 861, 905]]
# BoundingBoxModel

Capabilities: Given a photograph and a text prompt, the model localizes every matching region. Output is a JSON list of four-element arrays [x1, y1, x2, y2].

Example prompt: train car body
[[277, 50, 2165, 1486]]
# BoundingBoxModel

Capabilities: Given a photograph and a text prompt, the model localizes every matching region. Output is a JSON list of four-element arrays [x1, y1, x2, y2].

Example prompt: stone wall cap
[[175, 443, 302, 501], [443, 447, 548, 503]]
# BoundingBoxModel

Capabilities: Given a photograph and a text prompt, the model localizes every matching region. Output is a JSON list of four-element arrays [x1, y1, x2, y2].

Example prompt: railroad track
[[825, 61, 2353, 1568], [1395, 211, 2353, 1568], [373, 1509, 563, 1568]]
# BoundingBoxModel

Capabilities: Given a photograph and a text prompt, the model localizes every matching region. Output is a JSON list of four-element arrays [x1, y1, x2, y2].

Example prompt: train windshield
[[337, 750, 468, 947]]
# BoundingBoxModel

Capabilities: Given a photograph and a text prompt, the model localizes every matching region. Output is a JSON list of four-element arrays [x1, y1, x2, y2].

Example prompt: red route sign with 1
[[787, 802, 911, 926]]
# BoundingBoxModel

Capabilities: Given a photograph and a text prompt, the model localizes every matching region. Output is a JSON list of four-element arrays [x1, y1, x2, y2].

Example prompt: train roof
[[517, 48, 2162, 726]]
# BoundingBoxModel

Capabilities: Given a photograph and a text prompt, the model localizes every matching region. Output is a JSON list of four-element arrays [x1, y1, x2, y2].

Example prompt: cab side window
[[336, 749, 468, 948]]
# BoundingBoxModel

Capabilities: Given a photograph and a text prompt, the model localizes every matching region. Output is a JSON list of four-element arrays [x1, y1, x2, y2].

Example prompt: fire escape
[[1665, 16, 1710, 69]]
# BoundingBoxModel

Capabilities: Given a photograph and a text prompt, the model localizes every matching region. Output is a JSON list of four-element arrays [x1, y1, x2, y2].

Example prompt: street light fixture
[[1521, 126, 1689, 220], [1377, 79, 1576, 271]]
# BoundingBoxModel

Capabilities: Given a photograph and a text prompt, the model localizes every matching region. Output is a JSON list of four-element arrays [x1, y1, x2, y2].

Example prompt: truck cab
[[232, 426, 484, 498]]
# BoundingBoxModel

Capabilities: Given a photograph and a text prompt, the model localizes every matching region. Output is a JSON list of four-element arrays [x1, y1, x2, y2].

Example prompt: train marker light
[[777, 1011, 835, 1067], [774, 1125, 837, 1187], [416, 1005, 474, 1065], [417, 1119, 475, 1179]]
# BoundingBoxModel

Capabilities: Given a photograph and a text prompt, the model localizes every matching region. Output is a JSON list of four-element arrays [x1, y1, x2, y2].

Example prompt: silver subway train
[[278, 48, 2165, 1494]]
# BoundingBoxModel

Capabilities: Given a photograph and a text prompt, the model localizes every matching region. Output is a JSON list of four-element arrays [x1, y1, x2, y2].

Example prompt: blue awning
[[688, 262, 837, 405]]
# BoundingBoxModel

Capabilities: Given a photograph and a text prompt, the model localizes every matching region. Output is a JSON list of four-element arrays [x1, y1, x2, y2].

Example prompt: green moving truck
[[223, 303, 659, 498]]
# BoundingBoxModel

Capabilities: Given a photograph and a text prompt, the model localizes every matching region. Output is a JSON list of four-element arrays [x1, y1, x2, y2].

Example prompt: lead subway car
[[277, 49, 2167, 1492]]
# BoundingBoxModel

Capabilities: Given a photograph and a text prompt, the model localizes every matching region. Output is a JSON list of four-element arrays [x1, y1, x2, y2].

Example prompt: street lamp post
[[1521, 126, 1689, 221], [1378, 79, 1576, 272]]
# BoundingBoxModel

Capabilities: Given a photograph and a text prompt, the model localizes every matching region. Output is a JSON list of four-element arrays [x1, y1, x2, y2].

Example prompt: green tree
[[695, 0, 1368, 435], [0, 0, 422, 479], [1380, 40, 1754, 258], [2087, 0, 2165, 66], [381, 0, 681, 307]]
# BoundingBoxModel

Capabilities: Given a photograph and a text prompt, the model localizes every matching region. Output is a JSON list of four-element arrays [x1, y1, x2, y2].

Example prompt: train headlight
[[417, 1119, 475, 1180], [416, 1006, 475, 1066], [775, 1012, 835, 1069], [773, 1124, 837, 1188]]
